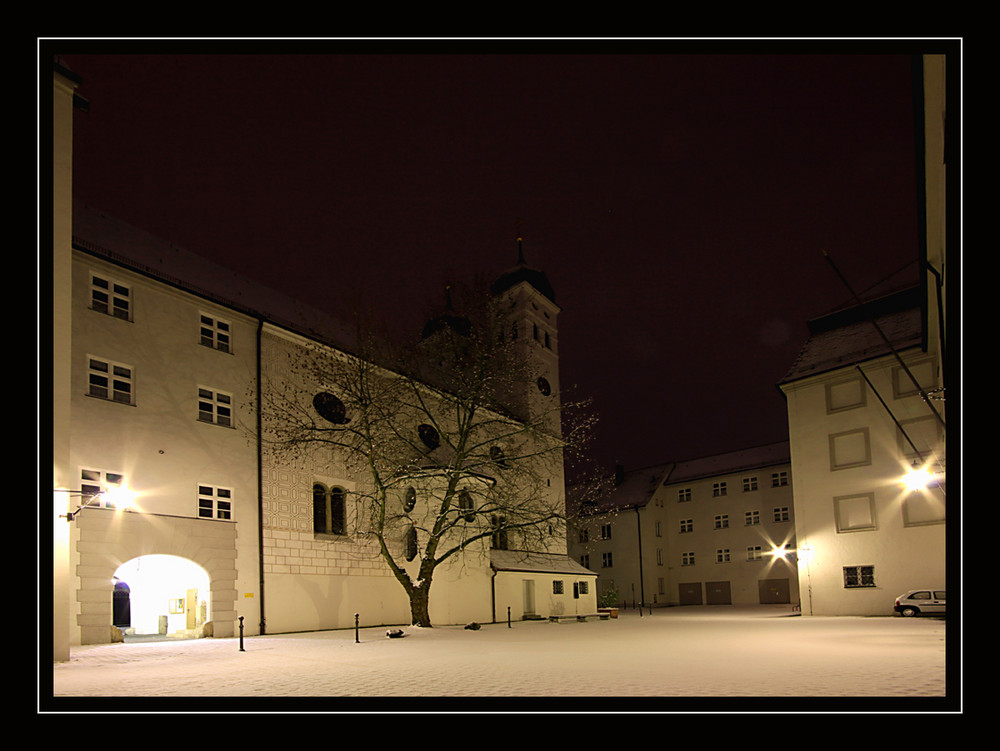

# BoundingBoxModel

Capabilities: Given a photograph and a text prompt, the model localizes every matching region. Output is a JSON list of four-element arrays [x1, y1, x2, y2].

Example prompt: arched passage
[[113, 555, 211, 639]]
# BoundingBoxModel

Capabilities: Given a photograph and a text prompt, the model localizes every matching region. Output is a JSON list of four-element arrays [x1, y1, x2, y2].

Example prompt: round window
[[536, 377, 551, 396]]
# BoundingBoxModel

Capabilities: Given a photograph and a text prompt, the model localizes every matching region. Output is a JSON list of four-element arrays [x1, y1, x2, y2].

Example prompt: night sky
[[53, 41, 927, 478]]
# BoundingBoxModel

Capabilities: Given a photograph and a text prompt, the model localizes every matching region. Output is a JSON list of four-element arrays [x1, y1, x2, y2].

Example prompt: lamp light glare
[[903, 465, 934, 492]]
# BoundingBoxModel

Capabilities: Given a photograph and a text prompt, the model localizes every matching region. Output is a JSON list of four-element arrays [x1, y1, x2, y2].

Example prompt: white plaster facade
[[52, 59, 592, 649], [776, 54, 949, 617], [569, 443, 798, 609]]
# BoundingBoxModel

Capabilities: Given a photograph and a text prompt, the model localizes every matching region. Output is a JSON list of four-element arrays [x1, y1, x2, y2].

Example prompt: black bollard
[[507, 606, 511, 628], [355, 613, 360, 643], [239, 616, 245, 652]]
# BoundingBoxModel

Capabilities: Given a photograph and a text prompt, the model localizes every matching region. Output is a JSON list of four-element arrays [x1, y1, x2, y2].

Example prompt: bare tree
[[260, 281, 601, 627]]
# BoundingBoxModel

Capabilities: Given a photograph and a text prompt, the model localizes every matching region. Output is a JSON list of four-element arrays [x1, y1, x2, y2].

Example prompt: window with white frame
[[771, 471, 789, 487], [773, 506, 790, 522], [714, 514, 729, 529], [199, 313, 231, 353], [742, 476, 758, 492], [90, 273, 131, 320], [88, 357, 133, 404], [198, 485, 233, 520], [600, 523, 612, 540], [682, 551, 695, 566], [716, 548, 731, 563], [602, 552, 613, 568], [656, 548, 663, 565], [843, 565, 875, 588], [713, 481, 727, 497], [679, 519, 693, 533], [198, 387, 233, 427], [654, 520, 662, 537], [80, 468, 126, 510], [745, 510, 760, 526], [747, 546, 763, 561], [678, 488, 692, 502]]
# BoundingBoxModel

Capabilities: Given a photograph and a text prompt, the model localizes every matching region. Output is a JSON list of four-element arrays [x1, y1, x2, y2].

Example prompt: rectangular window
[[679, 519, 693, 533], [580, 554, 590, 569], [745, 510, 760, 526], [773, 506, 790, 522], [90, 273, 131, 320], [200, 314, 232, 352], [654, 521, 662, 537], [578, 580, 588, 595], [553, 580, 564, 595], [771, 471, 789, 487], [678, 488, 692, 503], [682, 552, 695, 566], [578, 528, 589, 543], [713, 482, 727, 497], [844, 565, 876, 588], [198, 387, 233, 427], [88, 357, 133, 404], [656, 548, 663, 565], [716, 548, 731, 563], [742, 476, 758, 492], [714, 514, 729, 529], [80, 468, 125, 510], [747, 546, 763, 561], [198, 485, 233, 520], [602, 552, 613, 568], [600, 523, 612, 540]]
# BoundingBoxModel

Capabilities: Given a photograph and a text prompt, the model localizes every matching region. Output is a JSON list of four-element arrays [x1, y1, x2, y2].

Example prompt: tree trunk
[[409, 581, 432, 627]]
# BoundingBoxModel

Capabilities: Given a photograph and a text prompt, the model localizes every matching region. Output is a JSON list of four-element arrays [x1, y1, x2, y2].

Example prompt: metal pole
[[238, 616, 245, 652], [355, 613, 360, 643], [507, 606, 511, 628]]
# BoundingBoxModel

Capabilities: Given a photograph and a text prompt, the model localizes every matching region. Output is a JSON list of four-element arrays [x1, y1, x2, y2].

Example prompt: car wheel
[[900, 606, 919, 617]]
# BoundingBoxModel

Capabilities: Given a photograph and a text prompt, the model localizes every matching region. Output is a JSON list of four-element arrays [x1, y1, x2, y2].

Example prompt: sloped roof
[[490, 549, 596, 577], [72, 201, 363, 354], [571, 441, 790, 516], [779, 287, 924, 386], [666, 441, 790, 484]]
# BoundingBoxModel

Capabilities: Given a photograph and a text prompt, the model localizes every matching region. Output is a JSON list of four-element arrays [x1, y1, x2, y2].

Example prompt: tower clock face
[[536, 377, 551, 396]]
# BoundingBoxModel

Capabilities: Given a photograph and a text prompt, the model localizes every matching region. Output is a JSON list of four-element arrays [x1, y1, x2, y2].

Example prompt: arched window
[[403, 486, 417, 513], [313, 483, 346, 535], [405, 525, 418, 561], [458, 491, 475, 522]]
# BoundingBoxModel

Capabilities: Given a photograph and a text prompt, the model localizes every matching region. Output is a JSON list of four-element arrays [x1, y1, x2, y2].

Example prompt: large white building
[[568, 442, 798, 609], [776, 54, 950, 617], [51, 61, 595, 658]]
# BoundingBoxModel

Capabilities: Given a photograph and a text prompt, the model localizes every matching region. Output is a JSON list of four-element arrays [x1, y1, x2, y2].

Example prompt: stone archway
[[113, 555, 211, 638], [73, 509, 238, 644]]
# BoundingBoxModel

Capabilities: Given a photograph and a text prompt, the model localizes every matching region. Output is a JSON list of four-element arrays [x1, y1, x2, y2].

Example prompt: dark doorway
[[113, 580, 131, 628]]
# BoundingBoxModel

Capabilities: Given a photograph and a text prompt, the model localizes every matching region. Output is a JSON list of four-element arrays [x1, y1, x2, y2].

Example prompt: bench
[[548, 613, 611, 623]]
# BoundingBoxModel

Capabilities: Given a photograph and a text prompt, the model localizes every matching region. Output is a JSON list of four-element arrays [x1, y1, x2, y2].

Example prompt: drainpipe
[[634, 506, 645, 609], [256, 317, 266, 635]]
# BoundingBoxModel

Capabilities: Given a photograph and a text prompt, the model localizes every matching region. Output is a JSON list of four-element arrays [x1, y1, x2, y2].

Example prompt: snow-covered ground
[[47, 606, 954, 711]]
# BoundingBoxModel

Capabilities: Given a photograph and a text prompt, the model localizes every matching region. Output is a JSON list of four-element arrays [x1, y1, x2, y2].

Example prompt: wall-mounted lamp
[[57, 487, 136, 522], [902, 460, 944, 492]]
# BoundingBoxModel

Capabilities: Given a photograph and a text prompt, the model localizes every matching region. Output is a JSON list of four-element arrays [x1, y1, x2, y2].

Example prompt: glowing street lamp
[[902, 461, 942, 492], [58, 486, 136, 522]]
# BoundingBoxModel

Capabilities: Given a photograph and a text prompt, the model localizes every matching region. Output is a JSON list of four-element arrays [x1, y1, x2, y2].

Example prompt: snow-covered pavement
[[46, 606, 955, 711]]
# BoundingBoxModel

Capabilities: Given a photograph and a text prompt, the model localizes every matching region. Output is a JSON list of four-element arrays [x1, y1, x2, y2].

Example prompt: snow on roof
[[72, 200, 361, 354], [490, 549, 597, 577], [665, 441, 790, 484], [779, 287, 923, 386]]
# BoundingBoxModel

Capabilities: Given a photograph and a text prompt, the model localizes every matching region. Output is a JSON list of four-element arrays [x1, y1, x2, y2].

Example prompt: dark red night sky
[[52, 40, 933, 478]]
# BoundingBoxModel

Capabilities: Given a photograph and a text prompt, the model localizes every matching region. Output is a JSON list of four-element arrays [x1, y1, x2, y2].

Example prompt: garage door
[[758, 578, 790, 604], [706, 581, 731, 605], [678, 582, 702, 605]]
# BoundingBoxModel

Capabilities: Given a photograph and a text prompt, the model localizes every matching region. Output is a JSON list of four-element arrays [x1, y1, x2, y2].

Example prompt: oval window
[[313, 392, 348, 424], [536, 377, 551, 396], [418, 423, 440, 450], [403, 486, 417, 513]]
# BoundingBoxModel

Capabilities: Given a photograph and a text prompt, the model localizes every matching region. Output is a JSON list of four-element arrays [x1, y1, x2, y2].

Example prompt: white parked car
[[893, 590, 946, 617]]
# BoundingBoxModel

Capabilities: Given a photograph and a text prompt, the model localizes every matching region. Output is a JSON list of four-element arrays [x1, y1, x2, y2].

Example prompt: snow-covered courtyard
[[46, 605, 955, 712]]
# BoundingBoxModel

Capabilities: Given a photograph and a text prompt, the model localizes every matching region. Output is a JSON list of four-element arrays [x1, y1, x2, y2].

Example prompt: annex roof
[[490, 550, 597, 577]]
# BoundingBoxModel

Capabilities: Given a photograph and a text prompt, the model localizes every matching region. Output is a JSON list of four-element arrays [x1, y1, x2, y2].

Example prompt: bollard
[[507, 606, 511, 628], [355, 613, 360, 643], [239, 616, 245, 652]]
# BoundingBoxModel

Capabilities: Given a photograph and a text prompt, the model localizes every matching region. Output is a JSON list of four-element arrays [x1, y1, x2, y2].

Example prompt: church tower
[[490, 237, 561, 435]]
